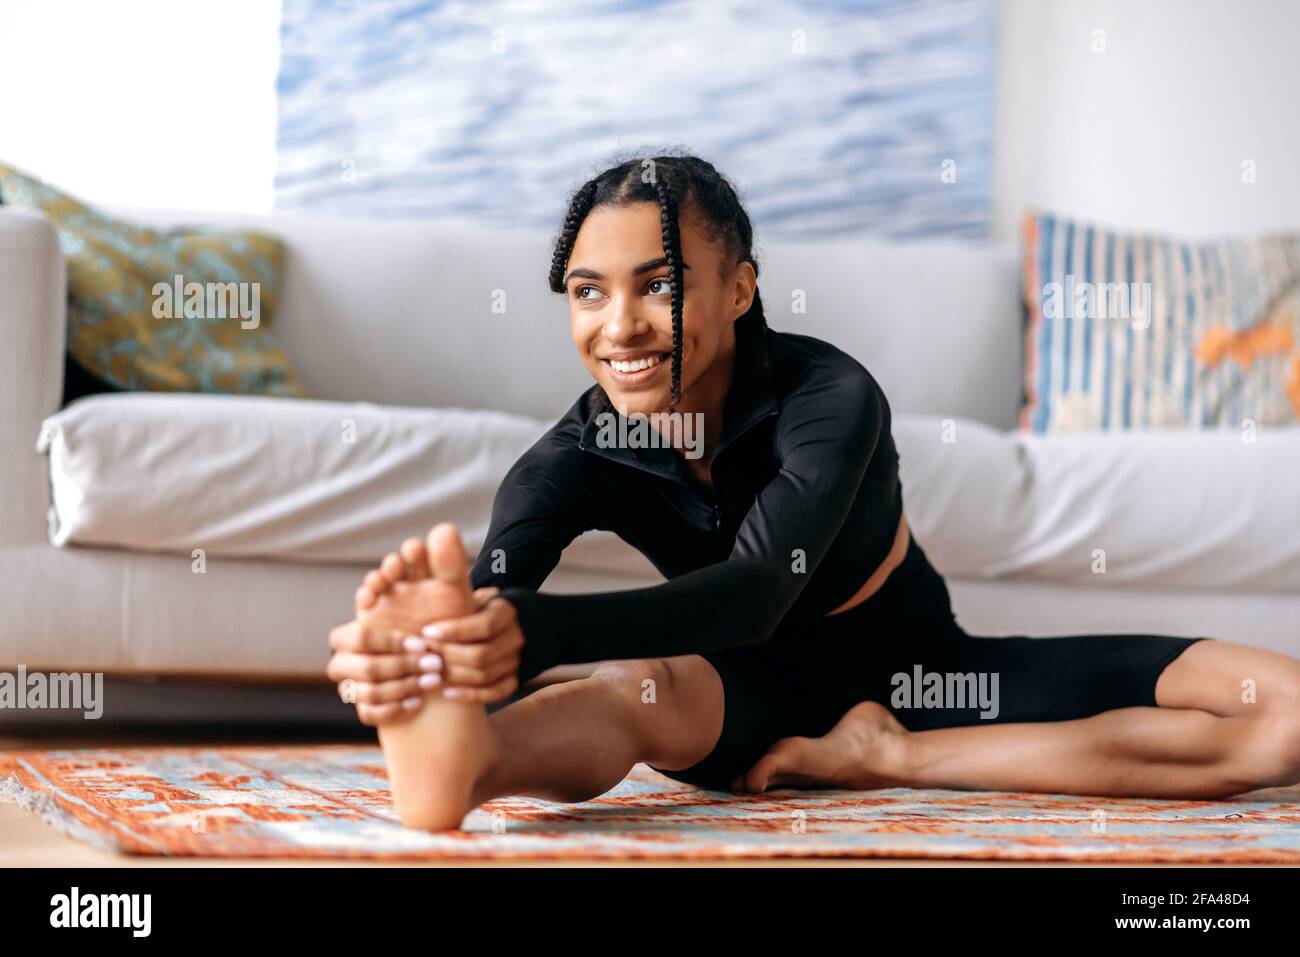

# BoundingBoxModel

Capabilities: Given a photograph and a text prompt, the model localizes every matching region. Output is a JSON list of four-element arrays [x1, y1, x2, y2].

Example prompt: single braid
[[548, 179, 598, 293], [654, 169, 685, 409]]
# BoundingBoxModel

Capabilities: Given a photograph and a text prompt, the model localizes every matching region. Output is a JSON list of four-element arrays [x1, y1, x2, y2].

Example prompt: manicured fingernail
[[443, 687, 465, 699], [422, 624, 444, 639], [418, 672, 442, 689], [403, 636, 427, 652], [418, 654, 443, 672], [401, 696, 422, 710]]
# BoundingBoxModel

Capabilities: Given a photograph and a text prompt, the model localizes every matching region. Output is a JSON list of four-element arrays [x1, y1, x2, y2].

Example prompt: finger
[[422, 599, 515, 645], [329, 621, 413, 655], [348, 676, 424, 705], [432, 624, 522, 672], [442, 673, 518, 704], [357, 699, 420, 726], [363, 570, 387, 597], [355, 585, 377, 610], [441, 653, 518, 689], [327, 651, 423, 683], [472, 586, 501, 609]]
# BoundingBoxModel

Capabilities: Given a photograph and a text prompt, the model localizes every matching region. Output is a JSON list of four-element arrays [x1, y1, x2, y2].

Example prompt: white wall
[[994, 0, 1300, 239], [0, 0, 281, 214]]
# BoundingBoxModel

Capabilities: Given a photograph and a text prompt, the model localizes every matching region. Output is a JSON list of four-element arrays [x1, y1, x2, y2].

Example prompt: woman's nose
[[603, 298, 649, 342]]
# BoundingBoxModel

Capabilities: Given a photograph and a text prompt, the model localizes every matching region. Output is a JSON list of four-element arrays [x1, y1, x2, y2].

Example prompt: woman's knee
[[1229, 710, 1300, 791], [589, 656, 723, 766]]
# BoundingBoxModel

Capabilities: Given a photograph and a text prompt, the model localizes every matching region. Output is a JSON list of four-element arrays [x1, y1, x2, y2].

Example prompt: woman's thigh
[[646, 642, 848, 788], [1154, 638, 1300, 718]]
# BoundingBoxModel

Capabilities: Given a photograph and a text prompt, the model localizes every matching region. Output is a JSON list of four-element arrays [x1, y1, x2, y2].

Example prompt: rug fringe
[[1, 772, 125, 855]]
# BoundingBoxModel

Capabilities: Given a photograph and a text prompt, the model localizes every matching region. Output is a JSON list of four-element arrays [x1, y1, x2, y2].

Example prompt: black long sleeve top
[[469, 330, 903, 684]]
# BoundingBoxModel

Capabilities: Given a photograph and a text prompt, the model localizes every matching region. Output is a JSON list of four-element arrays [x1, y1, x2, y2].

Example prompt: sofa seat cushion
[[39, 393, 661, 579], [40, 396, 1300, 592], [893, 416, 1300, 591]]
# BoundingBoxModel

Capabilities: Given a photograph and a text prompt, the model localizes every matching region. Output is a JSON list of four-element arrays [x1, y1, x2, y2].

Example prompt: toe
[[363, 570, 387, 597], [749, 737, 816, 792], [380, 552, 406, 585], [743, 757, 774, 793], [427, 524, 472, 595], [355, 585, 377, 610], [400, 537, 431, 580]]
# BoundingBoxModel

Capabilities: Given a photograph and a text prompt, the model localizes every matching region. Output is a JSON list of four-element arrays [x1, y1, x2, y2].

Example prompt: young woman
[[326, 154, 1300, 830]]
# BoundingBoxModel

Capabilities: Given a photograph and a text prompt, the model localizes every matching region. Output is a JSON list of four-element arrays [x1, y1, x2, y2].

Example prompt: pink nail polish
[[422, 624, 444, 639], [403, 636, 427, 653], [418, 672, 442, 689], [401, 696, 422, 710], [418, 654, 443, 672], [443, 688, 464, 699]]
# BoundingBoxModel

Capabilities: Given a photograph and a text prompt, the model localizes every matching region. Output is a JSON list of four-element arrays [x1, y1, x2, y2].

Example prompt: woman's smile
[[602, 349, 672, 385]]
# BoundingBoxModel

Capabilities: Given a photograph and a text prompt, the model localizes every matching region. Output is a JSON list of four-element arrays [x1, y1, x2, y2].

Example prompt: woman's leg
[[357, 529, 726, 827], [744, 638, 1300, 799], [472, 656, 724, 806]]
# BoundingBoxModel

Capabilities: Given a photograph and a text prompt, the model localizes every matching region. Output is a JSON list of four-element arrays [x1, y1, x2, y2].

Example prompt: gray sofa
[[1, 206, 1295, 723]]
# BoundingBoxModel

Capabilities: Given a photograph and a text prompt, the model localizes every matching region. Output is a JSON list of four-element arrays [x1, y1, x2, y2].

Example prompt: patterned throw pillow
[[0, 164, 307, 398], [1020, 210, 1300, 432]]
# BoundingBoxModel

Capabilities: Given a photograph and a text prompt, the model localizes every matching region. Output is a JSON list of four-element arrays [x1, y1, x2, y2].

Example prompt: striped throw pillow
[[1020, 211, 1300, 432]]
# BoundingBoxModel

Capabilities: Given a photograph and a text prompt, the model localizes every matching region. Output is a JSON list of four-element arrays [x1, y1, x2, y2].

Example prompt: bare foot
[[735, 701, 910, 793], [357, 523, 502, 830]]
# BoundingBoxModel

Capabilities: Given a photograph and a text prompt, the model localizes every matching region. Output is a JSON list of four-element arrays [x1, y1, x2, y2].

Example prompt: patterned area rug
[[3, 745, 1299, 862]]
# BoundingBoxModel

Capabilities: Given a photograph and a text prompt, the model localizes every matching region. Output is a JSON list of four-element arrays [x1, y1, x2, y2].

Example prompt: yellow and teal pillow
[[0, 164, 307, 398], [1020, 210, 1300, 432]]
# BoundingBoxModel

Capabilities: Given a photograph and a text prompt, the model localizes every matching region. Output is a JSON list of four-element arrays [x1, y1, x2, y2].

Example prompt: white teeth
[[610, 354, 663, 373]]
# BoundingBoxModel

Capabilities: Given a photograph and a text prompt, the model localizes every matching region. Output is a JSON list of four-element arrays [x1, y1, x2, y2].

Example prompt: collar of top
[[576, 356, 779, 487]]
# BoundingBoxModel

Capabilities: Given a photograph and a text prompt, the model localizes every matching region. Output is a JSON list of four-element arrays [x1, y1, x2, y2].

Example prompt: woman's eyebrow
[[564, 257, 691, 284]]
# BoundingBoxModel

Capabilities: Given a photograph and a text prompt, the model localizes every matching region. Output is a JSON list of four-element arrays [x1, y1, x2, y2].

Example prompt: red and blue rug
[[4, 745, 1298, 861]]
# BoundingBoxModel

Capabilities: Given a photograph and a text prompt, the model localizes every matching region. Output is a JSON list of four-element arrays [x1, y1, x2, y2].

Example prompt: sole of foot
[[359, 523, 502, 830]]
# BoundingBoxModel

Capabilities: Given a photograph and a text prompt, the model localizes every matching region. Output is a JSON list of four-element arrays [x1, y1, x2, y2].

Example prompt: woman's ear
[[730, 259, 758, 323]]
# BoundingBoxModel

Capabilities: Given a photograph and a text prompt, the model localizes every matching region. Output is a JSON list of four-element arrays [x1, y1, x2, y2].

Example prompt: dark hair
[[547, 152, 772, 417]]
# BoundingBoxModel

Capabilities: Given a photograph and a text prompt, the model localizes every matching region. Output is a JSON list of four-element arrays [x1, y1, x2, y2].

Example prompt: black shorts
[[649, 536, 1210, 790]]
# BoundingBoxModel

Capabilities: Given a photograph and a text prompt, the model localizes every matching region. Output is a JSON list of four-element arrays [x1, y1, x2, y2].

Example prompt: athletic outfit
[[469, 330, 1208, 790]]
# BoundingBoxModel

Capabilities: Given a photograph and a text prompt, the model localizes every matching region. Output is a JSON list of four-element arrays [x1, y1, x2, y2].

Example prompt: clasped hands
[[325, 527, 525, 725]]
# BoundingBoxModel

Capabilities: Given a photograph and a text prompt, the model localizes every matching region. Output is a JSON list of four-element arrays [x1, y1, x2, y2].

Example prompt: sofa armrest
[[0, 207, 65, 544]]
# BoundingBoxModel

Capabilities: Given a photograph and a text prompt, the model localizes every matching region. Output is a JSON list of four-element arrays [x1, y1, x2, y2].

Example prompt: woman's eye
[[575, 285, 600, 301], [647, 277, 673, 296]]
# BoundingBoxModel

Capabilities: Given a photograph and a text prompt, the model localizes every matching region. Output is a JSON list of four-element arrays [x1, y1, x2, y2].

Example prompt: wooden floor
[[0, 728, 1232, 868]]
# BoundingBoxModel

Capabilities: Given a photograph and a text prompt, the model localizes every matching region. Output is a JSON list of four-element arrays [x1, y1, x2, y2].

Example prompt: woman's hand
[[419, 592, 525, 705], [327, 586, 510, 725]]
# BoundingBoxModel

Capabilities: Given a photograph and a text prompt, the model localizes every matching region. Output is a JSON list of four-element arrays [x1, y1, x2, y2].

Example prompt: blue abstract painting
[[275, 0, 996, 240]]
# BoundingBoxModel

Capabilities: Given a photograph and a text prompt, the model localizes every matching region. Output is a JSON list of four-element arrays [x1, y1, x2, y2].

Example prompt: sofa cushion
[[0, 164, 308, 398], [39, 393, 660, 579], [894, 416, 1300, 591], [1020, 210, 1300, 433], [40, 395, 1300, 592]]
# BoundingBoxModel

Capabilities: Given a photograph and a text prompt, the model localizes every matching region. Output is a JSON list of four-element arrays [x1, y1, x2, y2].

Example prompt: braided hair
[[547, 153, 772, 418]]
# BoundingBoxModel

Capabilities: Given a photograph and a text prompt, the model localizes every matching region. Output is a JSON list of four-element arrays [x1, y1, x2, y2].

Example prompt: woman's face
[[563, 200, 755, 418]]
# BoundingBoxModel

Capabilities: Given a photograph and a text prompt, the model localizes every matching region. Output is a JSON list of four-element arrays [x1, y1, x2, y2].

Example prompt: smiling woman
[[551, 158, 771, 433], [325, 152, 1300, 832]]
